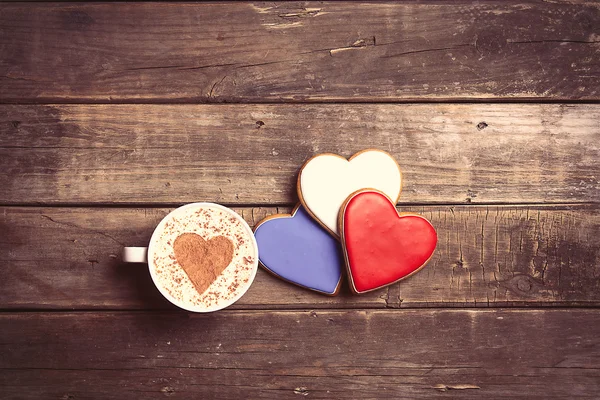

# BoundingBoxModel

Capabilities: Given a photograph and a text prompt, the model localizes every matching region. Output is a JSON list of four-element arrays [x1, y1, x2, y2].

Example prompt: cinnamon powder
[[173, 233, 234, 295]]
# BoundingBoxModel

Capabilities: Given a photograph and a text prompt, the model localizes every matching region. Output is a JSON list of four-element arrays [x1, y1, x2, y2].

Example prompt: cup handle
[[123, 247, 148, 263]]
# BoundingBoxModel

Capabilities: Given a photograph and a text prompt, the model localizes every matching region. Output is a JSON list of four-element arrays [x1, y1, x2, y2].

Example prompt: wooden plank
[[0, 2, 598, 102], [1, 309, 599, 399], [1, 205, 599, 310], [1, 104, 599, 205]]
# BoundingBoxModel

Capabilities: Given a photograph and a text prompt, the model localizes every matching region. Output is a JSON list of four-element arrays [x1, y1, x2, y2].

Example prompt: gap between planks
[[1, 202, 599, 208]]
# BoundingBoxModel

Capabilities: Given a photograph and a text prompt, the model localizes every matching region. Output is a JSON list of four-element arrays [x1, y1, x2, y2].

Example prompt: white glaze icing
[[299, 150, 402, 235]]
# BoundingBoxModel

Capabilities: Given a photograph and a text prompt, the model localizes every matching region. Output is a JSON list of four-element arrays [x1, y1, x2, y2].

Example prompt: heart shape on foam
[[173, 233, 234, 295], [298, 149, 402, 237], [254, 205, 343, 295], [341, 190, 437, 294]]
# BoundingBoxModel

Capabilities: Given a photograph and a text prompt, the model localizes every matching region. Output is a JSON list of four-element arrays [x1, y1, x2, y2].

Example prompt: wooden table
[[1, 1, 599, 398]]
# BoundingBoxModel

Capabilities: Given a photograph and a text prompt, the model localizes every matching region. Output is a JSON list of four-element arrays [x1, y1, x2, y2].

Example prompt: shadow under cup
[[124, 203, 259, 312]]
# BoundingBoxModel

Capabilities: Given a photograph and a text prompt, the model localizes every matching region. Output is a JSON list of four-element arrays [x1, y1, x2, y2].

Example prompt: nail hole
[[256, 121, 265, 128], [476, 122, 488, 131]]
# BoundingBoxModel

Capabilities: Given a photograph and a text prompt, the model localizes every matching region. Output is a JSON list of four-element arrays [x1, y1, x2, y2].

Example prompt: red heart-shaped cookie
[[173, 233, 234, 295], [340, 190, 437, 294]]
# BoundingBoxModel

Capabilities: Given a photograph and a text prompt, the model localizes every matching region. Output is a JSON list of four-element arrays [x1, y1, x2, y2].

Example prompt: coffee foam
[[150, 205, 257, 311]]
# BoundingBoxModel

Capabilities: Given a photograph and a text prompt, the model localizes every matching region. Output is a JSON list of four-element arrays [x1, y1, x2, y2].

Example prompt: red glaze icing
[[342, 191, 437, 293]]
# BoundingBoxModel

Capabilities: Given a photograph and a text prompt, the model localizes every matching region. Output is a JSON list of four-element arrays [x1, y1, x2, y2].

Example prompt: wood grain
[[1, 309, 599, 399], [1, 104, 599, 205], [2, 205, 599, 310], [2, 1, 598, 398], [0, 2, 598, 102]]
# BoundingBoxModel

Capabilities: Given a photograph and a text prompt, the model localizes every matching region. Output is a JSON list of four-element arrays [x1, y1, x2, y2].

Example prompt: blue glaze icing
[[254, 206, 343, 295]]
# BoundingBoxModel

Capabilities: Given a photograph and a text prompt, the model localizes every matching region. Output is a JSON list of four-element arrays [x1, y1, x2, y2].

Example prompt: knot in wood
[[504, 274, 542, 297], [516, 278, 532, 292]]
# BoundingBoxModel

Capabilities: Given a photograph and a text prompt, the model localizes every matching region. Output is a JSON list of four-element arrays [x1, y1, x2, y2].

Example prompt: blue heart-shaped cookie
[[254, 205, 343, 295]]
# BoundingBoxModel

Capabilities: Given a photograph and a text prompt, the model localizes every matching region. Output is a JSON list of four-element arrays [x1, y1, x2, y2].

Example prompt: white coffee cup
[[123, 202, 259, 312]]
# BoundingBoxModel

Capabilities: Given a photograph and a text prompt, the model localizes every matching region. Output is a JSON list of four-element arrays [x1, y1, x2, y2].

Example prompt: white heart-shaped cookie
[[298, 150, 402, 236]]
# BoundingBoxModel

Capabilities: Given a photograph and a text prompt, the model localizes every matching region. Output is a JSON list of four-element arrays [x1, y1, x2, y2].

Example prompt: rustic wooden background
[[1, 1, 599, 399]]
